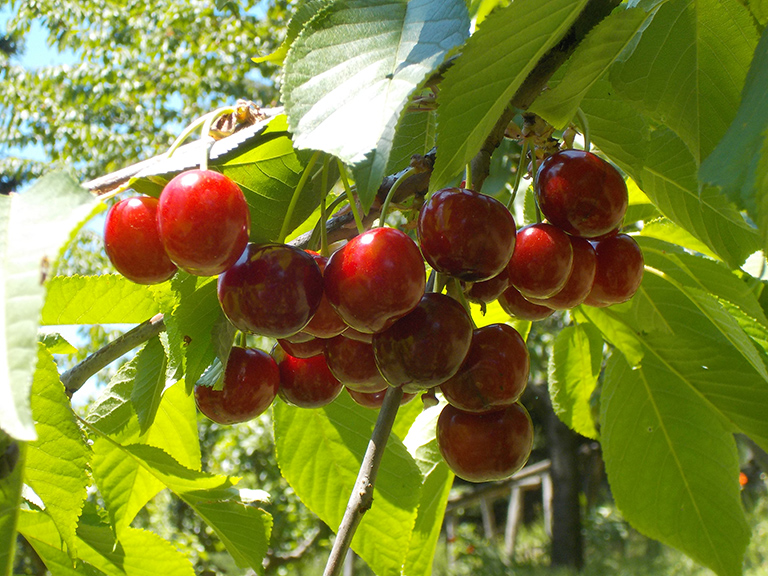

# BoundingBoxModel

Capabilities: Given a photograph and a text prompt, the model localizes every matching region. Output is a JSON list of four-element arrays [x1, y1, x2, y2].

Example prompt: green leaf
[[530, 5, 655, 128], [273, 393, 423, 576], [130, 337, 168, 435], [402, 404, 453, 576], [431, 0, 589, 191], [0, 439, 24, 576], [282, 0, 470, 210], [41, 274, 165, 325], [383, 110, 437, 178], [699, 26, 768, 226], [601, 352, 748, 576], [610, 0, 758, 164], [548, 323, 602, 439], [26, 345, 90, 555], [1, 171, 97, 440], [640, 127, 760, 268], [39, 332, 77, 354]]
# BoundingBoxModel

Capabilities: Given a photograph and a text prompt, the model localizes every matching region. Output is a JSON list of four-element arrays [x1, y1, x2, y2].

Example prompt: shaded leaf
[[130, 337, 167, 436], [0, 439, 25, 576]]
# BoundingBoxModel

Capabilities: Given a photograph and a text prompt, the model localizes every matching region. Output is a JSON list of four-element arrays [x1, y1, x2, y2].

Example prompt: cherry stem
[[278, 150, 322, 244], [336, 159, 365, 235], [239, 331, 247, 348], [165, 105, 236, 162], [507, 140, 528, 210], [464, 164, 473, 190], [452, 277, 477, 328], [378, 167, 415, 227], [199, 107, 236, 172], [319, 158, 331, 257], [323, 385, 405, 576], [529, 148, 542, 224], [577, 108, 591, 152]]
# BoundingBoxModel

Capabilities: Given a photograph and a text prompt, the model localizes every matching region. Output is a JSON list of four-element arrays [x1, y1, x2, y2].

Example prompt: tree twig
[[323, 385, 405, 576], [60, 313, 166, 395]]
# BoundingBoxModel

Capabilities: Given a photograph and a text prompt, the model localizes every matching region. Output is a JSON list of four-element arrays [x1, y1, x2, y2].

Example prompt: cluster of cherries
[[103, 147, 643, 483]]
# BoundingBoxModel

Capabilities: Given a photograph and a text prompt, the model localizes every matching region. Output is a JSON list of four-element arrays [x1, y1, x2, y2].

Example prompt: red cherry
[[276, 336, 328, 359], [466, 265, 511, 304], [104, 196, 177, 284], [372, 293, 473, 392], [194, 347, 279, 424], [324, 336, 387, 393], [584, 234, 644, 306], [508, 223, 573, 299], [346, 388, 416, 409], [536, 149, 628, 238], [440, 324, 529, 413], [498, 285, 554, 321], [437, 403, 533, 482], [302, 252, 348, 339], [273, 345, 343, 409], [158, 169, 250, 276], [528, 236, 596, 310], [418, 188, 517, 282], [217, 243, 324, 338], [341, 326, 373, 343], [324, 227, 426, 334]]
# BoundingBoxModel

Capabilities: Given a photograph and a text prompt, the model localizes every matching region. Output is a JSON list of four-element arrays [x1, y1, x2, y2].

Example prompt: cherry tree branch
[[323, 385, 405, 576]]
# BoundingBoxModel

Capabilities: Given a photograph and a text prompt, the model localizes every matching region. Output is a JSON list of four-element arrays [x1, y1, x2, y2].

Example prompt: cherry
[[324, 336, 387, 393], [466, 265, 511, 304], [528, 236, 596, 310], [508, 223, 573, 299], [324, 227, 426, 334], [418, 187, 517, 282], [498, 285, 554, 321], [277, 336, 328, 359], [273, 345, 343, 409], [346, 387, 416, 409], [584, 234, 644, 306], [158, 169, 250, 276], [302, 252, 348, 339], [104, 196, 177, 284], [440, 324, 529, 413], [437, 403, 533, 482], [372, 293, 473, 392], [218, 243, 324, 338], [341, 326, 373, 343], [536, 149, 628, 238], [194, 347, 279, 425]]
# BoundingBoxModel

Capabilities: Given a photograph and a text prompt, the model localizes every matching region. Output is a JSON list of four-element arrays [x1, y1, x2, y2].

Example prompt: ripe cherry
[[418, 188, 517, 282], [528, 236, 596, 310], [437, 403, 533, 482], [158, 169, 250, 276], [302, 252, 348, 339], [536, 149, 628, 238], [372, 293, 473, 392], [584, 234, 644, 306], [466, 265, 511, 304], [324, 336, 387, 393], [194, 347, 279, 425], [324, 227, 426, 334], [508, 223, 573, 299], [218, 243, 324, 338], [440, 324, 529, 413], [346, 387, 416, 409], [498, 285, 554, 322], [104, 196, 177, 284], [276, 336, 328, 359], [273, 345, 343, 409]]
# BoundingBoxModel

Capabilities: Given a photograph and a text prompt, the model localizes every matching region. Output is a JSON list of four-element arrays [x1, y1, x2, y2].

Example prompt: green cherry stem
[[378, 166, 415, 227], [319, 157, 331, 256], [464, 164, 474, 190], [530, 148, 542, 224], [507, 140, 528, 210], [576, 108, 591, 152], [336, 159, 365, 235], [278, 150, 322, 244], [199, 107, 236, 172]]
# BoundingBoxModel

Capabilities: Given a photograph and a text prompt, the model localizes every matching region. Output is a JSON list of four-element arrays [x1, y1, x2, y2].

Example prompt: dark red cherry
[[104, 196, 177, 284], [194, 347, 279, 424], [158, 169, 250, 276], [346, 388, 416, 409], [372, 293, 473, 392], [440, 324, 529, 413], [466, 265, 511, 304], [217, 243, 324, 338], [528, 236, 596, 310], [324, 336, 387, 393], [277, 337, 328, 359], [437, 403, 533, 482], [324, 227, 426, 334], [584, 234, 644, 306], [508, 223, 573, 299], [418, 188, 517, 282], [272, 345, 343, 409], [302, 252, 348, 339], [498, 285, 555, 322], [536, 149, 628, 238]]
